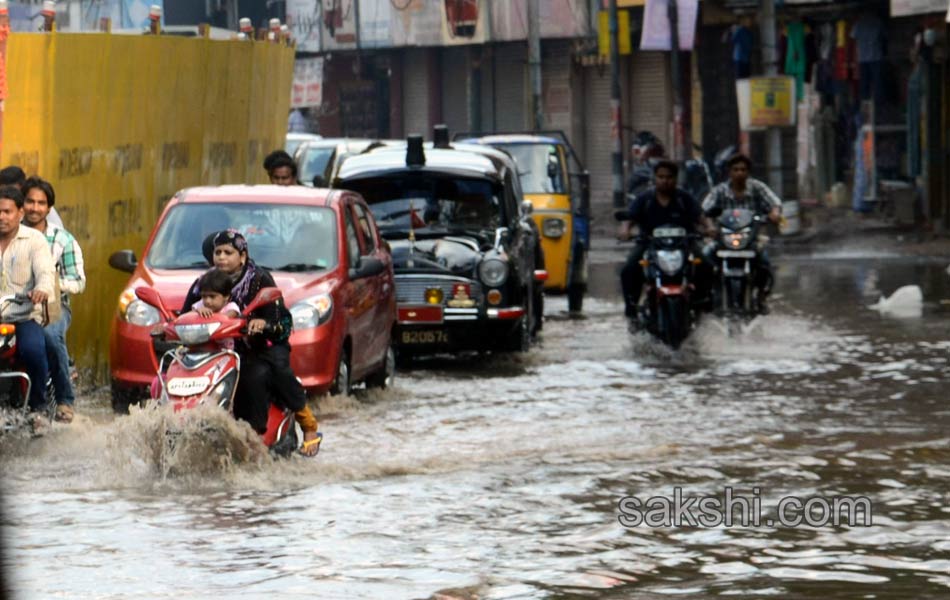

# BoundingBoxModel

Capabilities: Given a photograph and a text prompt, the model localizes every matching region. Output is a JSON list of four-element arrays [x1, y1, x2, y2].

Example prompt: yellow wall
[[0, 33, 294, 381]]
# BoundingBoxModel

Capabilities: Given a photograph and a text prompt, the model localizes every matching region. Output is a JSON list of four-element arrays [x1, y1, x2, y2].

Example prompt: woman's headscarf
[[203, 229, 258, 308]]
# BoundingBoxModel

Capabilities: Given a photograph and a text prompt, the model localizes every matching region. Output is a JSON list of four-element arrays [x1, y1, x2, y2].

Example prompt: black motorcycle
[[713, 208, 767, 327], [618, 212, 700, 349]]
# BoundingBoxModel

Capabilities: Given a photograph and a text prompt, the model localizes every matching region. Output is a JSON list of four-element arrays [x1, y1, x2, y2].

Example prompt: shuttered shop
[[628, 52, 672, 153], [441, 46, 470, 134], [403, 47, 431, 137], [493, 43, 527, 131], [582, 64, 614, 211]]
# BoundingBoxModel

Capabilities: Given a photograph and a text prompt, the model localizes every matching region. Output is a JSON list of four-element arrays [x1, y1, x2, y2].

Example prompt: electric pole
[[760, 0, 783, 196], [609, 0, 624, 208], [528, 0, 543, 130], [668, 0, 686, 161]]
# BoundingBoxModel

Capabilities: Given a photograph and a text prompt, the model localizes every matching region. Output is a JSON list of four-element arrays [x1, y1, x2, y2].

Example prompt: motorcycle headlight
[[542, 217, 566, 238], [174, 323, 220, 345], [290, 294, 333, 329], [478, 258, 509, 287], [656, 249, 685, 275], [721, 230, 752, 250], [125, 299, 160, 326]]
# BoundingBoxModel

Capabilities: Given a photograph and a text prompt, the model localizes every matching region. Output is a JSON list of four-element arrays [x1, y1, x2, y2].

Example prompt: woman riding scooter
[[181, 230, 322, 457]]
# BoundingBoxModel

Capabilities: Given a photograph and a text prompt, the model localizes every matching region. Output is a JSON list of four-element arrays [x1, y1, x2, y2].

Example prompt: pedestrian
[[21, 177, 86, 423], [262, 150, 298, 186]]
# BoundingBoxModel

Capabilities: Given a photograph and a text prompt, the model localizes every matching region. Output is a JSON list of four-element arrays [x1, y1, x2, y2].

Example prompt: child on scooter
[[190, 268, 240, 349]]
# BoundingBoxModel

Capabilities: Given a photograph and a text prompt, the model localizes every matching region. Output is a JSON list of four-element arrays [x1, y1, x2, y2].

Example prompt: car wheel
[[532, 287, 544, 334], [502, 314, 530, 353], [567, 246, 587, 313], [330, 348, 351, 396], [366, 343, 396, 390], [111, 379, 147, 414]]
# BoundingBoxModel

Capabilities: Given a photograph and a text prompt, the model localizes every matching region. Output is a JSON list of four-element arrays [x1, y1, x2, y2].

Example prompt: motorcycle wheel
[[659, 296, 688, 350]]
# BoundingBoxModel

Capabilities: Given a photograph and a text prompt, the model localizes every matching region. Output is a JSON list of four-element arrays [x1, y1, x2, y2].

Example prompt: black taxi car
[[333, 128, 544, 356]]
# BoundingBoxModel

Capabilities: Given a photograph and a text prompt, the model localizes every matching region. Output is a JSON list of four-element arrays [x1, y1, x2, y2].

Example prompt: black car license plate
[[401, 330, 449, 344]]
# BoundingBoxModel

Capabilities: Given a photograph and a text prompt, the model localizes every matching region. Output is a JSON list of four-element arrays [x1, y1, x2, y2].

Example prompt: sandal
[[55, 404, 75, 424], [298, 432, 323, 458]]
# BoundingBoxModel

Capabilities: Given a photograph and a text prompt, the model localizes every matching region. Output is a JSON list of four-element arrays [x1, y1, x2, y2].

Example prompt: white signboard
[[640, 0, 698, 51], [890, 0, 947, 16], [287, 0, 322, 52], [292, 58, 324, 109]]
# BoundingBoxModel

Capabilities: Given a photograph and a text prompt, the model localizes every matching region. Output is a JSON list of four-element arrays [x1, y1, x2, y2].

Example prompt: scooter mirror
[[134, 286, 171, 320], [243, 286, 283, 315]]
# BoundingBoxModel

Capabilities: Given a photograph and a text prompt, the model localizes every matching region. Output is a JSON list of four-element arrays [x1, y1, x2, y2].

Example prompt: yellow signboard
[[749, 77, 794, 127], [598, 10, 631, 57]]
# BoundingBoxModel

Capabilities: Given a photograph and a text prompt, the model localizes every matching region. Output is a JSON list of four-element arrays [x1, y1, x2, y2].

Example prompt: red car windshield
[[146, 203, 339, 272]]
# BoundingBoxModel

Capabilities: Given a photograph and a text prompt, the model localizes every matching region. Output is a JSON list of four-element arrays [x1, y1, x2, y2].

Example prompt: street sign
[[737, 76, 796, 130], [291, 57, 324, 109]]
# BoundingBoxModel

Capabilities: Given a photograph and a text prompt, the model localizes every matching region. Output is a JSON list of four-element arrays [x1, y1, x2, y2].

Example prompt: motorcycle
[[134, 286, 298, 457], [0, 294, 55, 435], [617, 212, 700, 349], [713, 208, 768, 327]]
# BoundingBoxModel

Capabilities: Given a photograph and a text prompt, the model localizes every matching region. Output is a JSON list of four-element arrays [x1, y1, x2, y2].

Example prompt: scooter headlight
[[174, 323, 220, 345], [721, 229, 752, 250], [656, 249, 684, 275], [290, 294, 333, 329]]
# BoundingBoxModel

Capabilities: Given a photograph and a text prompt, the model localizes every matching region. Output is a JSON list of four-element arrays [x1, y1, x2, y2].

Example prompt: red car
[[108, 185, 396, 413]]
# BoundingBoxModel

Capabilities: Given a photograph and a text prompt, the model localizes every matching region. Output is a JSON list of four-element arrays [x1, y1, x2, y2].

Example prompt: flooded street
[[3, 244, 950, 599]]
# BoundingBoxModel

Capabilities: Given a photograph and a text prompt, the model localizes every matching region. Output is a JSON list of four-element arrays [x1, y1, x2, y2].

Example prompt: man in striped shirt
[[701, 154, 782, 313], [0, 185, 55, 423], [22, 177, 86, 424]]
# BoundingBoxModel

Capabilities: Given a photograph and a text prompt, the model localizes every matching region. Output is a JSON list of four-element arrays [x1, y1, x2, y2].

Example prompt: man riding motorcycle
[[701, 153, 782, 314], [617, 160, 711, 327]]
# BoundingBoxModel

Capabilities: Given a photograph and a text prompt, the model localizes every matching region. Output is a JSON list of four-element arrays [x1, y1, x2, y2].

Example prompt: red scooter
[[135, 286, 298, 456], [0, 294, 55, 436]]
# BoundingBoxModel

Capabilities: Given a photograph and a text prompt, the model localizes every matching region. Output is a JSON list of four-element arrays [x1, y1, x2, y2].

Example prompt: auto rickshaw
[[457, 132, 591, 312]]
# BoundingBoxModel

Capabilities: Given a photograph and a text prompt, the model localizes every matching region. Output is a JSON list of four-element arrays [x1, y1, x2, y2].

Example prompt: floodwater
[[2, 244, 949, 599]]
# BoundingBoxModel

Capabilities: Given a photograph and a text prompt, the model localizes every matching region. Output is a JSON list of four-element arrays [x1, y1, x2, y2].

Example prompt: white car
[[285, 133, 322, 157]]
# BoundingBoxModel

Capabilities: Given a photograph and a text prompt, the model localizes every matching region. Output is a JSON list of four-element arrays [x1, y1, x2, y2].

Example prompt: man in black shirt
[[617, 160, 709, 321]]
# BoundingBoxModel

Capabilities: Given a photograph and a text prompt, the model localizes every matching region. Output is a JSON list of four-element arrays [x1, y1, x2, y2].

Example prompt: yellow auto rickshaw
[[459, 132, 591, 312]]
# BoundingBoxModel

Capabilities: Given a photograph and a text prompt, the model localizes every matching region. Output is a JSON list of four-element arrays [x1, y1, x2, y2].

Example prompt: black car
[[333, 131, 544, 356]]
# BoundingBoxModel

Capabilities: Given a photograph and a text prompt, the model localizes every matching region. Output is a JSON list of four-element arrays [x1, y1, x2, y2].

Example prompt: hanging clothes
[[833, 20, 849, 81], [731, 25, 753, 79], [785, 21, 807, 101]]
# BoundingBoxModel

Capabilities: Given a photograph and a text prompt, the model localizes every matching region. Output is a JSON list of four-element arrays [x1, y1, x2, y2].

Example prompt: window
[[353, 203, 377, 252], [344, 206, 361, 268]]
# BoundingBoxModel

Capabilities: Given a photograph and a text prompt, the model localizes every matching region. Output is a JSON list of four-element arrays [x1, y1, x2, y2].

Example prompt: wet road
[[2, 242, 950, 599]]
